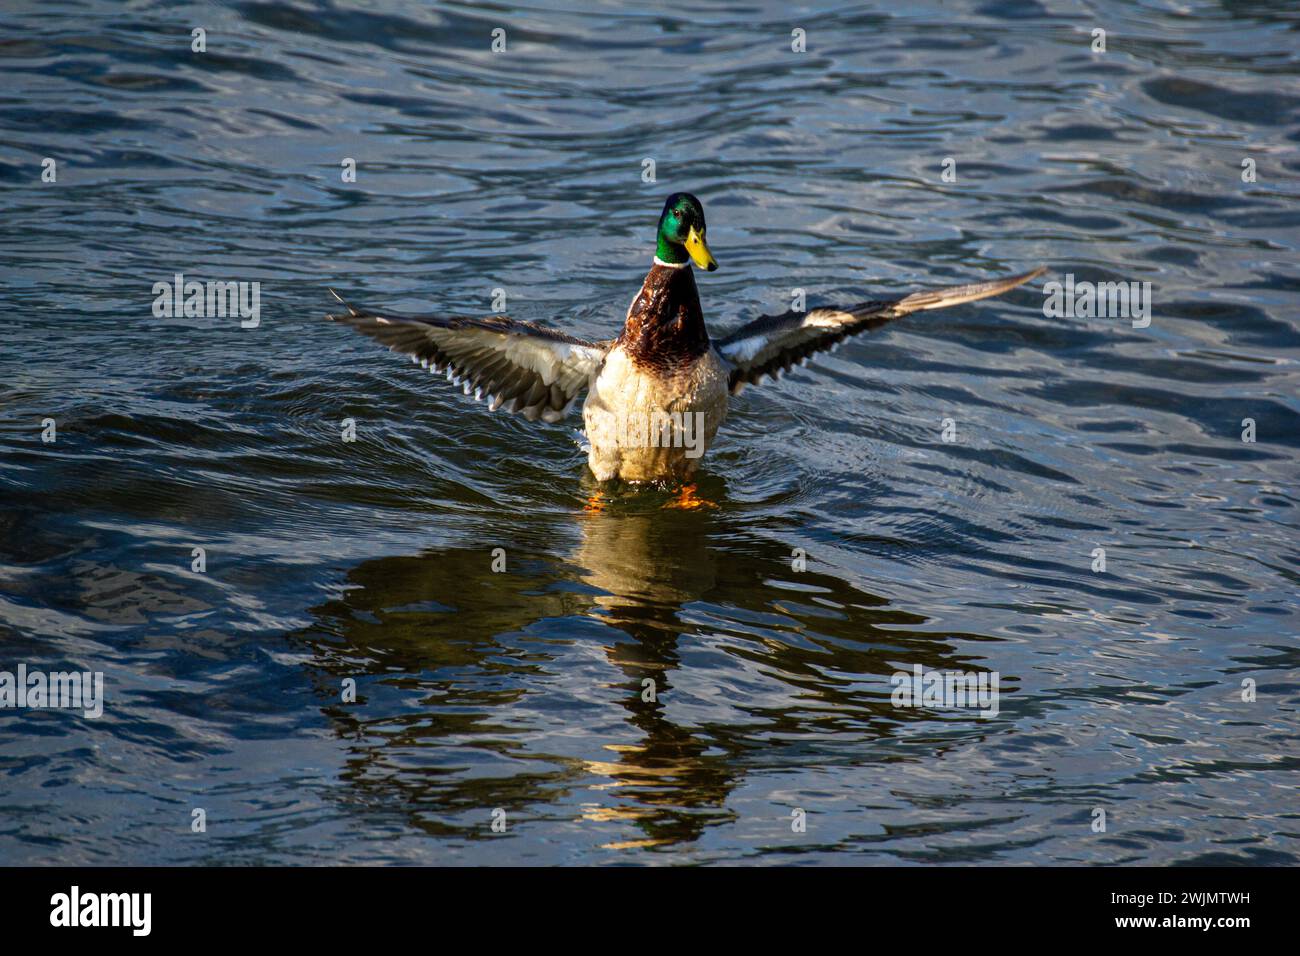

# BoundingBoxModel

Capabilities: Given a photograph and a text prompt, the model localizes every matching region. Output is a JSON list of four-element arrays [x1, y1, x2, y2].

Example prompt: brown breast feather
[[616, 264, 710, 373]]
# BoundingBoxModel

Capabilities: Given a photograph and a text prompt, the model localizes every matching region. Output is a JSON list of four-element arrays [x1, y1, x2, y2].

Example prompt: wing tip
[[326, 288, 362, 318], [990, 264, 1049, 292], [900, 264, 1051, 313], [996, 264, 1048, 294]]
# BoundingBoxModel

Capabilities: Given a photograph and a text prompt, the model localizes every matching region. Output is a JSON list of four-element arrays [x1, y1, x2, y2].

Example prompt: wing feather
[[716, 267, 1046, 393], [327, 291, 608, 423]]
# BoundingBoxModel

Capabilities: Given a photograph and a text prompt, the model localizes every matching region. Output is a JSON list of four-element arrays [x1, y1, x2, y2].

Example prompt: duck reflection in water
[[298, 477, 1005, 850]]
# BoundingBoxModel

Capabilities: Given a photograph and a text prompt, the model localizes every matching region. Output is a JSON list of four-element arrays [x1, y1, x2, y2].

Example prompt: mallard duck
[[328, 193, 1044, 484]]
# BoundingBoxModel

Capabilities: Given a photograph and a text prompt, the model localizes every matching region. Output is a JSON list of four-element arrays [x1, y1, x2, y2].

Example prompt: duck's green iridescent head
[[655, 192, 717, 271]]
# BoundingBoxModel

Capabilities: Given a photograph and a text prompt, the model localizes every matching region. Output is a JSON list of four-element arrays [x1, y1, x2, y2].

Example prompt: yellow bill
[[684, 226, 717, 272]]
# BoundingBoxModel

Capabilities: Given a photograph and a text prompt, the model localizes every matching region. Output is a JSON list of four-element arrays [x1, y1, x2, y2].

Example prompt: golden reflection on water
[[297, 483, 997, 851]]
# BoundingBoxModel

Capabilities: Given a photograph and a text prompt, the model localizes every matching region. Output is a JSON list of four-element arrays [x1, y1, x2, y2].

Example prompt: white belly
[[582, 348, 729, 483]]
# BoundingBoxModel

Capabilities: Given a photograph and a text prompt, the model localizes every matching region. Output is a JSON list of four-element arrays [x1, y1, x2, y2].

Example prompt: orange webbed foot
[[665, 483, 717, 510]]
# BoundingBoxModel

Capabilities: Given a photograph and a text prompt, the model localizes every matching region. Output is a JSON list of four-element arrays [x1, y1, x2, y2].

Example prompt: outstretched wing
[[716, 267, 1046, 393], [327, 291, 608, 423]]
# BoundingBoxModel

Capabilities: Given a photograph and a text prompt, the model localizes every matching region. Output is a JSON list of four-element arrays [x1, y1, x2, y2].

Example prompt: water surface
[[1, 0, 1298, 864]]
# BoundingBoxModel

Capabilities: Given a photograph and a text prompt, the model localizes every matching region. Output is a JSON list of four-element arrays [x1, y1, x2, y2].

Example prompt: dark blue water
[[1, 0, 1297, 864]]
